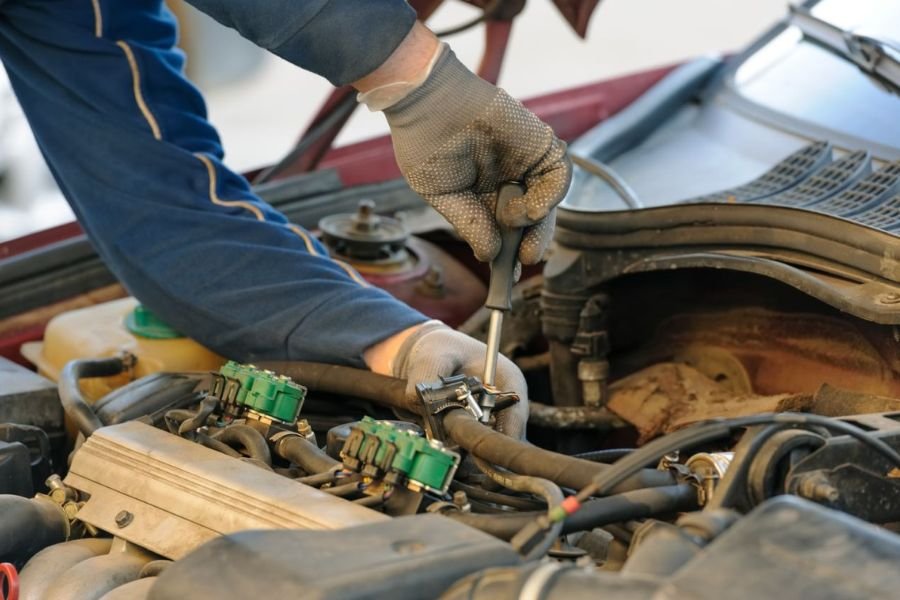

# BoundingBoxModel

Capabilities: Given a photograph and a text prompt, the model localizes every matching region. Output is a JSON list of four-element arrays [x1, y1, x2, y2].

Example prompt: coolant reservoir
[[21, 298, 223, 401]]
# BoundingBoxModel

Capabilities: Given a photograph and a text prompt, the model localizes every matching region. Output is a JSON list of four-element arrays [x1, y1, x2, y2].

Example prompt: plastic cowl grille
[[684, 141, 833, 203], [811, 161, 900, 218], [850, 193, 900, 233], [767, 150, 871, 208]]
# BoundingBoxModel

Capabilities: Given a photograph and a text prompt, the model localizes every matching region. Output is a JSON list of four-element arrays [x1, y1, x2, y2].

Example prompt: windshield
[[732, 0, 900, 150]]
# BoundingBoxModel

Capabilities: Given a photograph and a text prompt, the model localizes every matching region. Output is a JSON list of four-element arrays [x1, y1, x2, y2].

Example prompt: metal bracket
[[416, 375, 520, 441], [416, 375, 486, 442]]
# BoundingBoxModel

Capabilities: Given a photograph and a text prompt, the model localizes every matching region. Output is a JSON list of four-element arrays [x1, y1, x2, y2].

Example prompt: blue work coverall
[[0, 0, 428, 366]]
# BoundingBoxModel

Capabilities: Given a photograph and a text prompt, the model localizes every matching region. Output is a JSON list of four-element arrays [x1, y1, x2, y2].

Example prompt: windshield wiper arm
[[789, 4, 900, 94]]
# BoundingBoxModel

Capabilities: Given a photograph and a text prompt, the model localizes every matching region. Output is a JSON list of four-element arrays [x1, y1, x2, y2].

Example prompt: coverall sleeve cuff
[[285, 293, 429, 370]]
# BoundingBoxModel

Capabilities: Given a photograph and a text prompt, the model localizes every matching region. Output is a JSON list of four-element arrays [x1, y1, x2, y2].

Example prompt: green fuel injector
[[216, 361, 307, 424], [341, 417, 460, 495]]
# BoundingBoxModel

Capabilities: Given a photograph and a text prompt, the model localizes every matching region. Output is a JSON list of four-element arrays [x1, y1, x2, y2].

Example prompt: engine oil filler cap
[[125, 305, 183, 339]]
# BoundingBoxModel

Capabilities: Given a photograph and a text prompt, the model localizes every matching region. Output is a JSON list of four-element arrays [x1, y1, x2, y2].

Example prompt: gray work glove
[[383, 46, 572, 265], [392, 322, 529, 439]]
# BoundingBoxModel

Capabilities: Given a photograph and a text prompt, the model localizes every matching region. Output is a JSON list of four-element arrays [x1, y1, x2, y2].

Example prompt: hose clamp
[[416, 374, 484, 442]]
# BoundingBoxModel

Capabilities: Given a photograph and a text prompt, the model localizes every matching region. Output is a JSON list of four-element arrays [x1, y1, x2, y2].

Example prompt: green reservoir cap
[[125, 305, 183, 339]]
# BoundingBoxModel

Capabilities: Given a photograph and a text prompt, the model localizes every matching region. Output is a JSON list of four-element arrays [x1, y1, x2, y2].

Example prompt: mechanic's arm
[[0, 1, 570, 437], [0, 0, 426, 368]]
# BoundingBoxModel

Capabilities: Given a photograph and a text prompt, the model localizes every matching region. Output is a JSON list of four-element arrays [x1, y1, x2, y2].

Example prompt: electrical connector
[[341, 417, 460, 494], [214, 361, 307, 424]]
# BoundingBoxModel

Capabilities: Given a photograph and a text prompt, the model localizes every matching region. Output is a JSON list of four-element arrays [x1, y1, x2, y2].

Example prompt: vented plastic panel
[[811, 161, 900, 217], [850, 193, 900, 233], [766, 150, 871, 207], [685, 141, 833, 203]]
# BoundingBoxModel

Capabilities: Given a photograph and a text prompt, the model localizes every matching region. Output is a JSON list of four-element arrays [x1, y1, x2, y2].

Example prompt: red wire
[[0, 563, 19, 600]]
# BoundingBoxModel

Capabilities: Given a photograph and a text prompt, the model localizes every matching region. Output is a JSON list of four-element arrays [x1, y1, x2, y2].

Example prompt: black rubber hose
[[443, 409, 675, 493], [704, 424, 782, 511], [565, 484, 697, 533], [578, 412, 900, 502], [255, 362, 418, 414], [451, 481, 547, 511], [258, 363, 674, 491], [0, 495, 68, 567], [475, 458, 565, 561], [295, 468, 343, 487], [529, 402, 623, 430], [195, 432, 242, 458], [273, 434, 341, 475], [210, 425, 272, 465], [574, 448, 634, 463], [445, 484, 698, 540], [59, 357, 127, 437], [140, 560, 173, 578]]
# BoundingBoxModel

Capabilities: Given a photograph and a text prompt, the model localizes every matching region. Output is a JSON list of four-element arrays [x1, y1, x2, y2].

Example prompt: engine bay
[[1, 1, 899, 596], [2, 194, 900, 598]]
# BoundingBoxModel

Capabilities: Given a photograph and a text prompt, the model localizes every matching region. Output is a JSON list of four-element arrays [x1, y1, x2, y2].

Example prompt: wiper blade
[[789, 4, 900, 94]]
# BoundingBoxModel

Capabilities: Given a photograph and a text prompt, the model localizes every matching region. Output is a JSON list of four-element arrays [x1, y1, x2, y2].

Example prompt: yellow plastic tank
[[21, 297, 224, 402]]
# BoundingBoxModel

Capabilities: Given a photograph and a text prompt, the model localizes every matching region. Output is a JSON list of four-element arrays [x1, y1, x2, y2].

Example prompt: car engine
[[3, 194, 900, 598], [2, 1, 900, 597]]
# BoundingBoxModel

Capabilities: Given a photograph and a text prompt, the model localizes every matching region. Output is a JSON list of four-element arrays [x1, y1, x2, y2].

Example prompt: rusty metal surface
[[618, 307, 900, 399], [607, 362, 900, 443], [606, 362, 806, 442], [790, 383, 900, 417]]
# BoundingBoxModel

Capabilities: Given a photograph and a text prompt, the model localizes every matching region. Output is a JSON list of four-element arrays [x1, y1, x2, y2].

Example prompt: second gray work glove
[[382, 46, 572, 265], [392, 322, 529, 439]]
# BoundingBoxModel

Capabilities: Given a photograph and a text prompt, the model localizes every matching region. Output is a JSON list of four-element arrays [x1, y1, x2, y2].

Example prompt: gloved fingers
[[493, 353, 530, 439], [496, 400, 529, 439], [519, 136, 572, 224], [427, 191, 502, 262], [402, 361, 461, 402], [493, 136, 570, 230], [471, 91, 567, 227], [397, 324, 491, 402], [394, 324, 530, 439], [518, 208, 556, 265]]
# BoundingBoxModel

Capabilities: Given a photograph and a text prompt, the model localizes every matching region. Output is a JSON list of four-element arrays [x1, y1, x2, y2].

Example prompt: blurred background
[[0, 0, 785, 242]]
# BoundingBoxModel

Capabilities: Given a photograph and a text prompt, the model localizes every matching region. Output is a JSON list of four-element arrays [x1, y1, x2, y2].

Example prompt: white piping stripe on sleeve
[[287, 224, 321, 256], [116, 40, 162, 141], [194, 153, 265, 221], [108, 24, 368, 290], [91, 0, 103, 37], [334, 259, 371, 287], [194, 157, 367, 286]]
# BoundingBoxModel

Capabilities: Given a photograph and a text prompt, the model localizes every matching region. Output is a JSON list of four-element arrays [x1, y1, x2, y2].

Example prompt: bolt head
[[115, 510, 134, 528]]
